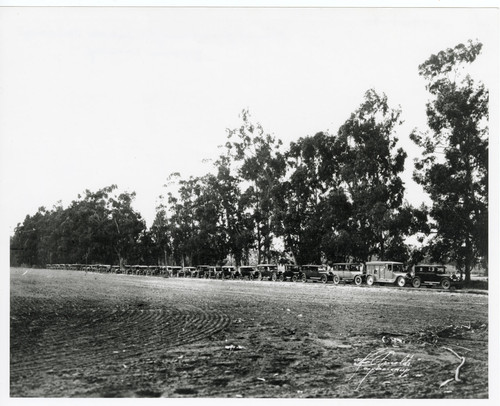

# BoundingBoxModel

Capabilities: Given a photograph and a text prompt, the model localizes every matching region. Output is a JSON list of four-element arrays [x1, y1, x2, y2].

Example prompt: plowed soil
[[10, 267, 488, 398]]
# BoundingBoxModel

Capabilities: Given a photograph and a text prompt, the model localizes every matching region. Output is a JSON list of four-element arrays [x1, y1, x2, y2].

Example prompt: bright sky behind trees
[[0, 6, 497, 234]]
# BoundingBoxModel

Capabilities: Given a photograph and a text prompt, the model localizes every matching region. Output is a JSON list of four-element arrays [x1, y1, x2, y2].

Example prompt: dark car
[[182, 266, 197, 277], [171, 266, 182, 277], [330, 263, 364, 285], [409, 264, 460, 290], [255, 264, 279, 281], [196, 265, 211, 278], [299, 264, 330, 283], [220, 265, 237, 279], [239, 265, 257, 280], [199, 265, 219, 279], [277, 264, 300, 281]]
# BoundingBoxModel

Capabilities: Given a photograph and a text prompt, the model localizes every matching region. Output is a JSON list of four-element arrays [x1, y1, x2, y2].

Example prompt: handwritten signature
[[348, 349, 415, 390]]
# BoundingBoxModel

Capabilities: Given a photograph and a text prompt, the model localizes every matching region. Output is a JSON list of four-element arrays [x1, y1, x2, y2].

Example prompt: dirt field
[[10, 267, 488, 398]]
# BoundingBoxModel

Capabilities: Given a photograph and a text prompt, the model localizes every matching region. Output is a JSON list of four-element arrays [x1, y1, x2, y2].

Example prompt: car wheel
[[396, 276, 406, 287], [354, 275, 362, 286], [271, 273, 277, 282], [440, 278, 451, 290], [301, 274, 307, 283], [333, 275, 340, 285], [366, 275, 374, 286], [278, 274, 284, 282], [321, 274, 328, 284], [292, 275, 298, 282], [412, 277, 421, 288]]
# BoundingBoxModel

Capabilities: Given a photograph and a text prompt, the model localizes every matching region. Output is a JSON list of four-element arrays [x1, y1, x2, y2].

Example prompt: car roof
[[366, 261, 404, 264]]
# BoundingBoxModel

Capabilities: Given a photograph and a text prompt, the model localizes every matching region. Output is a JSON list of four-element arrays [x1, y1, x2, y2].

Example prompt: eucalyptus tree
[[225, 109, 286, 263], [411, 40, 488, 282], [150, 197, 172, 265], [278, 132, 349, 264], [11, 185, 145, 267], [165, 174, 200, 266], [210, 153, 255, 265], [334, 89, 418, 262]]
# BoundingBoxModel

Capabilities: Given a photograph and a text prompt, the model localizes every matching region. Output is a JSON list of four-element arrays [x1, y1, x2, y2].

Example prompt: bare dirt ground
[[10, 267, 488, 398]]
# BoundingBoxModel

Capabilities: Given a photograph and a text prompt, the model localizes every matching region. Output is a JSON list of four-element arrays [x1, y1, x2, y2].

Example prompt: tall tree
[[212, 152, 255, 265], [335, 89, 414, 262], [278, 132, 348, 264], [150, 197, 172, 265], [10, 185, 146, 267], [226, 110, 286, 263], [411, 40, 488, 282]]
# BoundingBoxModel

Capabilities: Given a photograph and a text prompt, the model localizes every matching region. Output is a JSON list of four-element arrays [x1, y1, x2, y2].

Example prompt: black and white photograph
[[1, 0, 498, 401]]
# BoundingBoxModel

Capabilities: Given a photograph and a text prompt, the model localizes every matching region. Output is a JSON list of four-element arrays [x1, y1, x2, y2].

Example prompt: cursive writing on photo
[[349, 349, 415, 390]]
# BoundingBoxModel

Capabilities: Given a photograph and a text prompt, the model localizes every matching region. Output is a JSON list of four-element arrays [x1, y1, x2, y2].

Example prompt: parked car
[[239, 265, 257, 280], [299, 264, 330, 283], [183, 266, 197, 277], [255, 264, 279, 281], [196, 265, 211, 278], [199, 265, 219, 279], [171, 266, 182, 277], [330, 263, 364, 285], [365, 261, 407, 287], [220, 265, 237, 279], [158, 266, 169, 277], [409, 264, 460, 289], [277, 264, 300, 281]]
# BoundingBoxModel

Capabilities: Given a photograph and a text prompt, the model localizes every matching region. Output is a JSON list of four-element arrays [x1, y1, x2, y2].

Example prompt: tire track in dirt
[[10, 294, 231, 383]]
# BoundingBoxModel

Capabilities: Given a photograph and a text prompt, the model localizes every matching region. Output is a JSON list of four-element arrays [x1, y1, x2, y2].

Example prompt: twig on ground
[[442, 346, 466, 383]]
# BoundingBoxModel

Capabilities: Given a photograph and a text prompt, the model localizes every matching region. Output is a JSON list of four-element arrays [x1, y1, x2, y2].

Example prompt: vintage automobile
[[277, 264, 300, 281], [182, 266, 197, 277], [111, 265, 122, 274], [365, 261, 407, 287], [219, 265, 238, 279], [255, 264, 279, 281], [299, 264, 330, 283], [238, 265, 257, 280], [171, 266, 182, 277], [196, 265, 210, 278], [409, 264, 460, 290], [197, 265, 219, 279], [158, 266, 169, 277], [135, 265, 149, 275], [330, 263, 364, 285]]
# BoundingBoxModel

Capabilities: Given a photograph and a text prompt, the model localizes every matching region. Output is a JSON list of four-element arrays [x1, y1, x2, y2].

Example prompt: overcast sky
[[0, 6, 497, 233]]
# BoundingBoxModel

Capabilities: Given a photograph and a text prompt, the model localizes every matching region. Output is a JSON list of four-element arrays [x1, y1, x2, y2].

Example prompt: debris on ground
[[225, 345, 245, 351], [382, 336, 404, 346]]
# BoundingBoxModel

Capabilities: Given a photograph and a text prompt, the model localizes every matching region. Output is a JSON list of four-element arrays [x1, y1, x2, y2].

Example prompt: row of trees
[[10, 40, 488, 283]]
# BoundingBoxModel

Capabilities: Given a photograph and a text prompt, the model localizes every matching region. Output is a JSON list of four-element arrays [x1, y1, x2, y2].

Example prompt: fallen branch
[[441, 346, 465, 384]]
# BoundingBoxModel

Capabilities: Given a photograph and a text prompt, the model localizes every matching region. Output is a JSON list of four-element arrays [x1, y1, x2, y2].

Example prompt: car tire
[[333, 275, 340, 285], [440, 278, 451, 290], [366, 275, 374, 286], [354, 275, 362, 286], [412, 277, 421, 288], [271, 273, 277, 282], [301, 274, 307, 283], [278, 274, 284, 282], [321, 274, 328, 284], [292, 275, 298, 282], [396, 276, 406, 287]]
